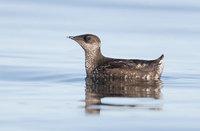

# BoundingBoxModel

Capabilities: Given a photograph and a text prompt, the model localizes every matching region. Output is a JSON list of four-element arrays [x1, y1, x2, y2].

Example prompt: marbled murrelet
[[68, 34, 164, 80]]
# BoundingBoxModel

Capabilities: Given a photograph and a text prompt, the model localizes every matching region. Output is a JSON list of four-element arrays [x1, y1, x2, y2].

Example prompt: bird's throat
[[85, 48, 104, 76]]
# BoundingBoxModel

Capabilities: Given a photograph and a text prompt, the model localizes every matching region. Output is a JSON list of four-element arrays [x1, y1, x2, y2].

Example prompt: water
[[0, 0, 200, 130]]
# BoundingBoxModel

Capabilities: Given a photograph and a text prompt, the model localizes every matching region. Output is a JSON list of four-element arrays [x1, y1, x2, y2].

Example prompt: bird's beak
[[67, 36, 75, 40]]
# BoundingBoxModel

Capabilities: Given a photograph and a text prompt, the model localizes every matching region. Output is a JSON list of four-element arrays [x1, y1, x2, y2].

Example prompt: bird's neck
[[85, 48, 104, 76]]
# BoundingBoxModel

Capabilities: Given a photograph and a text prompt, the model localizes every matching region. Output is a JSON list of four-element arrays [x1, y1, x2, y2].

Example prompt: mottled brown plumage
[[68, 34, 164, 80]]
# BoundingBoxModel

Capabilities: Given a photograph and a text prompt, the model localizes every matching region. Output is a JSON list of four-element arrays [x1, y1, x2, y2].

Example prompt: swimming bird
[[68, 34, 164, 80]]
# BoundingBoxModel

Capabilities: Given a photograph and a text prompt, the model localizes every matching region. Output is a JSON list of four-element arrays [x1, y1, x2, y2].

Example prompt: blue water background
[[0, 0, 200, 130]]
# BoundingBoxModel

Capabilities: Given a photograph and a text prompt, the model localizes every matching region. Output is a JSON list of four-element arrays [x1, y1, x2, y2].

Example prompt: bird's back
[[92, 55, 164, 80]]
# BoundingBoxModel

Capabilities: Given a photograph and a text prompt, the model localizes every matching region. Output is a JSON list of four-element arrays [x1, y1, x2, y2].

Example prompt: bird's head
[[68, 34, 101, 52]]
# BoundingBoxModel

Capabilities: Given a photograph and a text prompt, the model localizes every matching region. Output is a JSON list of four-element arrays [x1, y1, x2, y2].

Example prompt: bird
[[68, 34, 164, 80]]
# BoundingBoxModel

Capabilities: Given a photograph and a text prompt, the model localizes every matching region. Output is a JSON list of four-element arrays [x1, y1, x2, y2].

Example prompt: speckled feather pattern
[[92, 55, 164, 80]]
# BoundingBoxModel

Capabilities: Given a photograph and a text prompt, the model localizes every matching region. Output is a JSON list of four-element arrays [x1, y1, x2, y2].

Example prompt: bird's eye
[[84, 36, 91, 42]]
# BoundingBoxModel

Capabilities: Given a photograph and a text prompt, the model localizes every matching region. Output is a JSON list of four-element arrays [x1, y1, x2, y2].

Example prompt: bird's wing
[[99, 55, 164, 72]]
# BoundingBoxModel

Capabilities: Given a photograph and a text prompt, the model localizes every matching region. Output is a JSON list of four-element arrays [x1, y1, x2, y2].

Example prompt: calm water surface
[[0, 0, 200, 130]]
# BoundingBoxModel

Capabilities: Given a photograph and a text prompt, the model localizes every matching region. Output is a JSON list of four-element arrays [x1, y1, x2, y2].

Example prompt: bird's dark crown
[[69, 34, 101, 43], [68, 34, 101, 52]]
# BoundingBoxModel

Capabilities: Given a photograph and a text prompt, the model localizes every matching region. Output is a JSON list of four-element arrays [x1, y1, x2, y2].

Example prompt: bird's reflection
[[85, 77, 163, 114]]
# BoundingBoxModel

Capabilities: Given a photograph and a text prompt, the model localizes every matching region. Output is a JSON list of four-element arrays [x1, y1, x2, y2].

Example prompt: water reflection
[[85, 77, 163, 114]]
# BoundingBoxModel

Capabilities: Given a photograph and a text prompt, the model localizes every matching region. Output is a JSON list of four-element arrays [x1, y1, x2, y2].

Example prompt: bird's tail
[[157, 54, 164, 64], [158, 54, 164, 60]]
